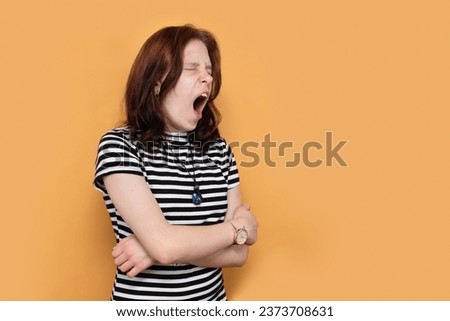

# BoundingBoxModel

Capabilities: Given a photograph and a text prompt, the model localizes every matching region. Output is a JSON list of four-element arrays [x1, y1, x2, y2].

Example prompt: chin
[[174, 126, 195, 133], [169, 121, 198, 132], [186, 121, 200, 132]]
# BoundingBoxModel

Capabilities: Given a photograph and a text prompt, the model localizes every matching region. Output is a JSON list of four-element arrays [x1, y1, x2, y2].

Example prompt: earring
[[154, 87, 160, 96]]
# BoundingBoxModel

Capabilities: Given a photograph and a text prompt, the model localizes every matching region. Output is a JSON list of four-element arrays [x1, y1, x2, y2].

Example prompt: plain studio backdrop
[[0, 0, 449, 300]]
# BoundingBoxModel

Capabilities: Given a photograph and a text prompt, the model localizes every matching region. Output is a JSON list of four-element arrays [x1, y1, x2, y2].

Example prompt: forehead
[[183, 39, 211, 63]]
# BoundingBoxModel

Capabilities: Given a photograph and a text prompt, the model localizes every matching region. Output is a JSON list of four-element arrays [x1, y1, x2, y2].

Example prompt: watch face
[[235, 229, 248, 245]]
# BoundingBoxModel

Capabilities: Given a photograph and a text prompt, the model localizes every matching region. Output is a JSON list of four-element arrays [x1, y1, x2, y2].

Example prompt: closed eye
[[184, 62, 199, 70], [184, 63, 213, 76]]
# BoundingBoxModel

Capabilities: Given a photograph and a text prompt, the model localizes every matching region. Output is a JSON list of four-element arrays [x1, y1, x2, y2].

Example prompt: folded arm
[[104, 173, 257, 273], [188, 186, 250, 268], [114, 235, 249, 276]]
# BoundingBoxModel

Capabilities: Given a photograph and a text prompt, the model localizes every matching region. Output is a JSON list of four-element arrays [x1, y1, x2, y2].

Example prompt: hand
[[230, 204, 258, 245], [112, 235, 155, 277]]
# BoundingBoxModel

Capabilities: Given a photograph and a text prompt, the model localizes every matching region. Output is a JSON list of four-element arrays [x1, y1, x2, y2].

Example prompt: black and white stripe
[[94, 128, 239, 301]]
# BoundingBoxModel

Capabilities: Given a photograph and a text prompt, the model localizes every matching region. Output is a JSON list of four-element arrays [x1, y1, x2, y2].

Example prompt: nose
[[201, 69, 213, 84]]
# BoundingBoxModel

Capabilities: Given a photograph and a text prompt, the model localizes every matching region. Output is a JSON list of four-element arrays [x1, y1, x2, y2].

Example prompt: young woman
[[94, 25, 258, 300]]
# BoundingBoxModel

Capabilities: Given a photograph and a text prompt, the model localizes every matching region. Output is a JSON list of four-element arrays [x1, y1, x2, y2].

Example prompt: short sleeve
[[222, 140, 240, 190], [216, 138, 239, 189], [93, 129, 144, 194]]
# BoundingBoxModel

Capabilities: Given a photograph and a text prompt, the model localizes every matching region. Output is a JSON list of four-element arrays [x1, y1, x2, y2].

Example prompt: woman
[[94, 25, 258, 301]]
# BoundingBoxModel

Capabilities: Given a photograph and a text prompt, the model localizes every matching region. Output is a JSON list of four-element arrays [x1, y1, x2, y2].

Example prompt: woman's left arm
[[188, 186, 249, 267], [188, 243, 249, 268]]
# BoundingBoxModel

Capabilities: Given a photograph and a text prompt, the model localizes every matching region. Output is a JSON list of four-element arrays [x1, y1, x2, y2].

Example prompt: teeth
[[201, 93, 208, 97]]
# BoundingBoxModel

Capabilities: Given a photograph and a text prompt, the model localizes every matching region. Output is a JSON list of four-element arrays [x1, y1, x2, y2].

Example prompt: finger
[[119, 260, 134, 273], [127, 258, 152, 278], [113, 253, 128, 267], [127, 267, 140, 278], [241, 203, 250, 209], [112, 245, 123, 258]]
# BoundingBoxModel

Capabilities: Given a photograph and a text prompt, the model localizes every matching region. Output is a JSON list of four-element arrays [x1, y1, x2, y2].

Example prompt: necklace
[[170, 144, 203, 205], [180, 160, 203, 205]]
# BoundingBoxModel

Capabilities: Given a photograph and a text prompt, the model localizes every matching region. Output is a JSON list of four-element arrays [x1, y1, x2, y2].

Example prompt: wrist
[[227, 220, 248, 245]]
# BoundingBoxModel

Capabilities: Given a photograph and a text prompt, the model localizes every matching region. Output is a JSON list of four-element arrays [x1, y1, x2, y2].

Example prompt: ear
[[154, 83, 161, 96]]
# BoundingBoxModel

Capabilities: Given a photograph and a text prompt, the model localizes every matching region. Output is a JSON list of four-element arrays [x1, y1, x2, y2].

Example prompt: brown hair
[[124, 25, 222, 149]]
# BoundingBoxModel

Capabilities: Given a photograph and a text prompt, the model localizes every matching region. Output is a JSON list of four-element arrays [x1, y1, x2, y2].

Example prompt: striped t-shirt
[[94, 128, 240, 300]]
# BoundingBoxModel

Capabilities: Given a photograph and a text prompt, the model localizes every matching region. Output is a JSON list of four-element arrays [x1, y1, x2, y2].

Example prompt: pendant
[[192, 184, 202, 205], [192, 192, 203, 205]]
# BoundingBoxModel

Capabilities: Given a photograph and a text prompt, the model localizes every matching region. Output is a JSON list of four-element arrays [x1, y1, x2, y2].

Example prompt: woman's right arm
[[103, 173, 258, 265]]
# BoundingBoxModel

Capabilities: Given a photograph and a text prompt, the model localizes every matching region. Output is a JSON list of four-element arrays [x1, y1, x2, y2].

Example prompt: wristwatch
[[229, 221, 248, 245]]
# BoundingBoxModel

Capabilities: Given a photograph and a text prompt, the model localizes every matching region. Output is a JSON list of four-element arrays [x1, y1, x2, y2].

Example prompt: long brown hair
[[124, 25, 222, 149]]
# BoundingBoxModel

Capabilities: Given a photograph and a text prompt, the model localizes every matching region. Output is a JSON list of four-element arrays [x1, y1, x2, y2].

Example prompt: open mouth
[[193, 93, 208, 111]]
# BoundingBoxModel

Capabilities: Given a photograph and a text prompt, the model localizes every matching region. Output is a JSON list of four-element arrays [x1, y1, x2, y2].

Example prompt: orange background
[[1, 0, 449, 300]]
